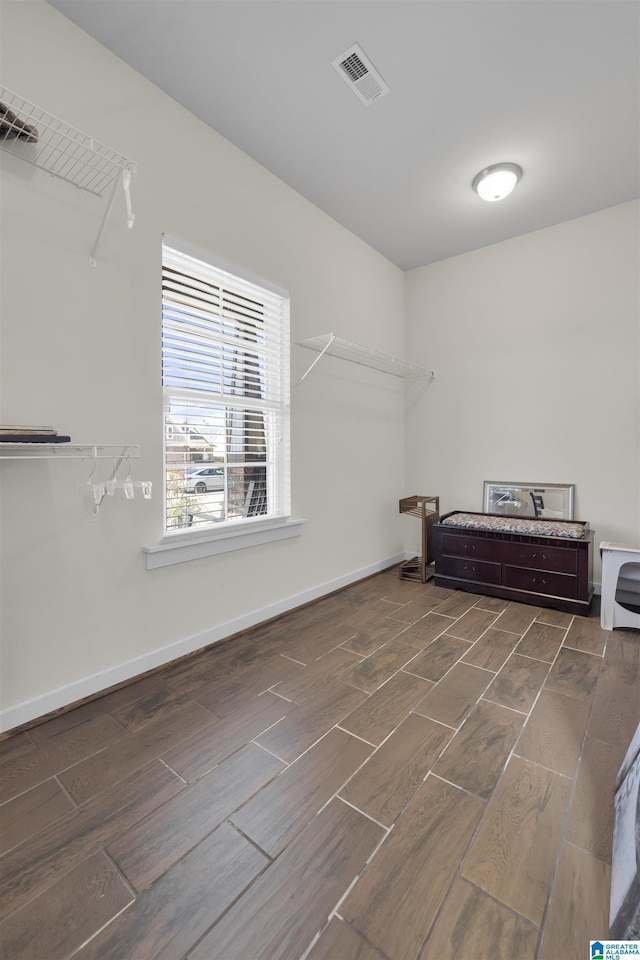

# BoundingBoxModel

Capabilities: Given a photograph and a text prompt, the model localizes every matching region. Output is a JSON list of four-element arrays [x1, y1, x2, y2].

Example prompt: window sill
[[143, 517, 306, 569]]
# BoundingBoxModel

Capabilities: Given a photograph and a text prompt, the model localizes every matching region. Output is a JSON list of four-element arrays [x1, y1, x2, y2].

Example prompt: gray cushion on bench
[[441, 513, 586, 539]]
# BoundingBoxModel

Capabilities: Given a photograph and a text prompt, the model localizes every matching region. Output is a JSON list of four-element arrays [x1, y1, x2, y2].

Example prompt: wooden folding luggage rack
[[399, 495, 440, 582]]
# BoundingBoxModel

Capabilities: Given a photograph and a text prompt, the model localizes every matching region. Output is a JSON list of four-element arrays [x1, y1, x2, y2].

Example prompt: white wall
[[405, 201, 640, 586], [0, 1, 406, 730]]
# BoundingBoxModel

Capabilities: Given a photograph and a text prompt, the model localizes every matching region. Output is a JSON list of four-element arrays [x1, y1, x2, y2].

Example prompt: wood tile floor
[[1, 569, 639, 960]]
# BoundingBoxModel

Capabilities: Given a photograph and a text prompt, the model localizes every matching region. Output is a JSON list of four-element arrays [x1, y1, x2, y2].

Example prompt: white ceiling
[[48, 0, 640, 270]]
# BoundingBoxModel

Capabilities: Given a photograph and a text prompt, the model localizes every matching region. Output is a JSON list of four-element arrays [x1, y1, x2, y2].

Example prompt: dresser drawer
[[500, 541, 577, 574], [442, 533, 578, 573], [440, 555, 502, 584], [504, 565, 578, 599], [441, 534, 496, 561]]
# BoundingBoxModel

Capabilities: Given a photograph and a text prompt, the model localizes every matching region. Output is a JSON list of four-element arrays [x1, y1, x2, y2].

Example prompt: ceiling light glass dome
[[472, 163, 523, 201]]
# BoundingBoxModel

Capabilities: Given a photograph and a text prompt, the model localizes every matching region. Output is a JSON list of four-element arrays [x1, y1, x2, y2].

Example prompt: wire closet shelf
[[297, 333, 434, 383], [0, 86, 137, 262], [0, 443, 140, 460], [0, 86, 136, 195]]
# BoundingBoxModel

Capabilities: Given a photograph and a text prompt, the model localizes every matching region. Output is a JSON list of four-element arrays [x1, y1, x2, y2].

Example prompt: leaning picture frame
[[483, 481, 575, 520]]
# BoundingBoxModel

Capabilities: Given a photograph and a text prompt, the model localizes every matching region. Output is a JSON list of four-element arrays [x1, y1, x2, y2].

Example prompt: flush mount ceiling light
[[472, 162, 523, 201]]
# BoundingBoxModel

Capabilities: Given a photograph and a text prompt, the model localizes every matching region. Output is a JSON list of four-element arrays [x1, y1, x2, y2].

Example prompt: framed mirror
[[483, 481, 575, 520]]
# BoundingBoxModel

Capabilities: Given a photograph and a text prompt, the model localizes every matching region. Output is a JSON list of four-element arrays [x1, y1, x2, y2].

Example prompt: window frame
[[148, 234, 297, 565]]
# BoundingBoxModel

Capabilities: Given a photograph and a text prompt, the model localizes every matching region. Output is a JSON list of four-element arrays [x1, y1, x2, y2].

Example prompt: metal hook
[[86, 455, 97, 482], [123, 455, 134, 499], [106, 456, 118, 495]]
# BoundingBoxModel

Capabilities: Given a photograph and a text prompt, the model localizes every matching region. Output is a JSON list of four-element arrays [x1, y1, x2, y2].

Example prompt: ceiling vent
[[332, 43, 390, 106]]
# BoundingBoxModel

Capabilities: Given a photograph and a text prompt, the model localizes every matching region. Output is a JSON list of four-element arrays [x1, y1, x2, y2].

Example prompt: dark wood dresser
[[434, 510, 593, 614]]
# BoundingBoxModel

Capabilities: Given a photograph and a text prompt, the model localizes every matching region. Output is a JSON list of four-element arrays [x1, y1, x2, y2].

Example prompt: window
[[162, 237, 290, 536]]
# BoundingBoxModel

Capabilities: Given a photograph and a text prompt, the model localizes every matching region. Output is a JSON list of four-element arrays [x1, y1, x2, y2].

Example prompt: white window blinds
[[162, 239, 290, 534]]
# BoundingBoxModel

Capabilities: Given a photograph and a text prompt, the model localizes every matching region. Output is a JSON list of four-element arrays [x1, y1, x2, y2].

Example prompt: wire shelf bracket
[[297, 333, 434, 384], [0, 86, 137, 265]]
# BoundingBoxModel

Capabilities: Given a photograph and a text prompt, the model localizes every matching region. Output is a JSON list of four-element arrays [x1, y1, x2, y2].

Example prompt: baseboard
[[0, 552, 405, 734]]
